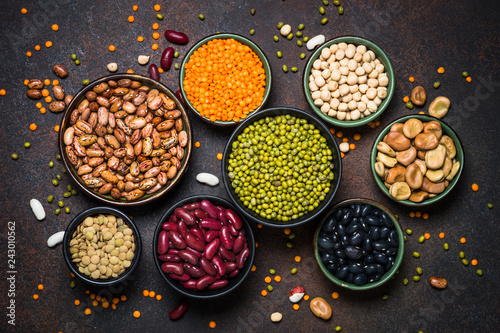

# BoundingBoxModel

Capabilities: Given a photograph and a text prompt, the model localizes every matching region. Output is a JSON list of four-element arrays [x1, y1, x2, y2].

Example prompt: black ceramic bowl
[[62, 207, 142, 287], [222, 107, 342, 228], [153, 195, 255, 299]]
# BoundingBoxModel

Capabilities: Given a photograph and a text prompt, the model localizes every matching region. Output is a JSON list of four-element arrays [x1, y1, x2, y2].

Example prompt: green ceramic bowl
[[303, 36, 395, 128], [314, 198, 405, 291], [179, 33, 272, 127], [370, 115, 464, 206]]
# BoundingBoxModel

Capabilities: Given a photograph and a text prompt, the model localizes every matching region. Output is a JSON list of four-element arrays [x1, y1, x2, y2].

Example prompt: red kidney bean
[[148, 64, 160, 81], [162, 221, 178, 232], [211, 255, 226, 276], [229, 269, 240, 279], [208, 280, 228, 290], [174, 207, 196, 225], [183, 263, 205, 278], [189, 228, 205, 245], [196, 275, 216, 291], [227, 223, 239, 237], [169, 272, 191, 282], [184, 246, 202, 259], [179, 250, 199, 266], [178, 221, 189, 240], [200, 200, 218, 219], [175, 89, 186, 107], [168, 230, 187, 249], [204, 238, 220, 260], [185, 233, 205, 252], [217, 207, 228, 226], [205, 230, 219, 243], [170, 215, 179, 223], [220, 227, 234, 250], [164, 30, 189, 44], [219, 247, 236, 262], [183, 202, 201, 211], [161, 262, 184, 276], [160, 47, 174, 70], [194, 208, 208, 220], [199, 218, 222, 230], [158, 230, 169, 254], [183, 279, 197, 290], [236, 247, 250, 269], [225, 261, 237, 273], [199, 257, 217, 276], [169, 300, 189, 320], [158, 254, 180, 262], [167, 248, 179, 255], [226, 209, 242, 230], [232, 235, 245, 255]]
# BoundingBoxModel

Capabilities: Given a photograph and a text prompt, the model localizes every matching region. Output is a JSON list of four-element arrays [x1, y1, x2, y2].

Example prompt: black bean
[[385, 259, 394, 271], [375, 253, 389, 266], [334, 208, 344, 220], [341, 234, 349, 246], [336, 266, 349, 280], [372, 208, 381, 217], [348, 262, 363, 274], [363, 255, 374, 265], [352, 204, 362, 217], [366, 215, 381, 226], [381, 212, 393, 227], [361, 204, 372, 217], [330, 232, 339, 242], [322, 216, 337, 233], [346, 221, 361, 234], [333, 242, 342, 250], [337, 257, 347, 266], [380, 227, 391, 239], [322, 252, 337, 264], [335, 249, 346, 259], [359, 218, 370, 232], [369, 227, 380, 240], [373, 240, 389, 251], [340, 210, 353, 225], [364, 264, 377, 276], [362, 237, 373, 252], [354, 273, 368, 286], [346, 273, 354, 283], [373, 273, 382, 282], [349, 232, 363, 246], [336, 224, 346, 236], [385, 247, 398, 256], [345, 246, 362, 260], [318, 236, 335, 249], [388, 230, 399, 247]]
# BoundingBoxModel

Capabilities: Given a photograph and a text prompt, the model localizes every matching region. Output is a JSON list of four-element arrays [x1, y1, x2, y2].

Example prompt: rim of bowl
[[314, 198, 405, 291], [58, 73, 193, 207], [179, 33, 273, 127], [303, 35, 395, 128], [152, 195, 256, 299], [222, 106, 342, 228], [370, 114, 465, 206], [62, 206, 142, 287]]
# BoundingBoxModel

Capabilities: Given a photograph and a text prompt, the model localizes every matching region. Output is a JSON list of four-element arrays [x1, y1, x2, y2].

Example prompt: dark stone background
[[0, 1, 499, 332]]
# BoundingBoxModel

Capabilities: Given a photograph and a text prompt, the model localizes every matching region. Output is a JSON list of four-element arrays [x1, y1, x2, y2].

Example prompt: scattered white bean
[[271, 312, 283, 323], [306, 34, 325, 50], [280, 24, 291, 36], [47, 231, 65, 247], [138, 55, 150, 65], [30, 199, 45, 220], [196, 173, 219, 186], [339, 142, 350, 153], [107, 62, 118, 72]]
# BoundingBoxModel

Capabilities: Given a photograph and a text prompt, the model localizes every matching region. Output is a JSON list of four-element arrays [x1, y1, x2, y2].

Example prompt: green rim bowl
[[179, 33, 272, 127], [58, 73, 193, 207], [370, 115, 464, 206], [314, 198, 405, 291], [222, 107, 342, 228], [303, 36, 395, 128]]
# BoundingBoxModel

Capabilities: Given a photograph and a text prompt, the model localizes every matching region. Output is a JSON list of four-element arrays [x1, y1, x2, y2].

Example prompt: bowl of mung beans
[[222, 107, 342, 228], [62, 207, 142, 287], [370, 114, 464, 206], [303, 36, 395, 128], [58, 73, 193, 207], [179, 33, 272, 126], [314, 198, 404, 290]]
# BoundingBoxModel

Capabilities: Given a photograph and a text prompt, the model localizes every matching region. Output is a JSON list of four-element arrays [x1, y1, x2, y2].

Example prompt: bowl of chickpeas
[[303, 36, 395, 128], [179, 33, 272, 126]]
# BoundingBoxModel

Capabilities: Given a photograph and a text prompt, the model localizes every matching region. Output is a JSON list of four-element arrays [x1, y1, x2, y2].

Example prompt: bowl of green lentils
[[222, 107, 342, 228]]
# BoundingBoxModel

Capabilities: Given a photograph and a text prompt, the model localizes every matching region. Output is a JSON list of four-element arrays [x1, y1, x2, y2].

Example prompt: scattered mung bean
[[58, 201, 64, 207], [277, 51, 283, 58], [433, 81, 441, 89], [287, 33, 293, 40], [64, 192, 72, 198], [459, 251, 465, 259], [406, 229, 413, 235], [157, 13, 164, 20], [413, 275, 420, 282], [462, 71, 468, 78], [11, 153, 18, 160], [298, 23, 305, 30], [267, 285, 273, 292], [174, 51, 179, 58], [462, 258, 469, 266], [319, 6, 325, 14], [338, 6, 344, 14], [56, 174, 62, 181], [270, 269, 276, 275], [291, 267, 298, 275], [52, 179, 59, 186], [277, 22, 284, 29], [24, 142, 31, 148], [282, 65, 289, 73], [291, 66, 298, 72], [416, 267, 423, 275], [250, 8, 256, 15], [82, 79, 90, 85], [300, 53, 306, 59], [444, 243, 449, 250], [303, 36, 309, 42], [488, 203, 493, 209], [47, 195, 54, 203], [405, 102, 414, 109], [250, 29, 255, 35], [71, 54, 77, 60], [273, 35, 279, 42], [297, 40, 303, 47], [413, 252, 420, 258], [296, 31, 303, 37], [476, 269, 483, 276], [75, 60, 81, 66], [49, 161, 54, 168], [403, 278, 408, 285], [418, 235, 425, 243], [55, 208, 61, 215], [321, 17, 328, 24]]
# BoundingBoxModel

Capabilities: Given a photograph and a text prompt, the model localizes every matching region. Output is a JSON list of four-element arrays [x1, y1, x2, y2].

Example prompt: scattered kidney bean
[[175, 89, 186, 107], [148, 64, 160, 80], [169, 300, 189, 320], [160, 47, 174, 70], [164, 30, 189, 44]]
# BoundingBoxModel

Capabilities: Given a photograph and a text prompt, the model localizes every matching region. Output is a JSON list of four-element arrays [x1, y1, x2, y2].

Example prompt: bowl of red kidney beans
[[153, 195, 255, 298]]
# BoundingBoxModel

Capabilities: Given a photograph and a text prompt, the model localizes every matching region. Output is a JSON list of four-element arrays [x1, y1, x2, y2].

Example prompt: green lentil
[[24, 142, 31, 148], [476, 269, 483, 276], [406, 229, 412, 235], [462, 258, 469, 266], [174, 64, 179, 70], [321, 17, 328, 25], [291, 66, 298, 73], [56, 154, 61, 160], [47, 195, 54, 203], [250, 29, 255, 35], [277, 51, 283, 58], [55, 208, 61, 215], [198, 14, 204, 20], [290, 267, 297, 275], [298, 24, 305, 31], [11, 153, 18, 160], [277, 22, 284, 29], [156, 13, 164, 20], [285, 241, 292, 247], [335, 326, 341, 332], [416, 267, 423, 275], [287, 33, 293, 40], [300, 53, 306, 60], [71, 54, 77, 60], [269, 269, 276, 275], [413, 275, 420, 282], [75, 59, 81, 66], [459, 251, 465, 259], [174, 51, 179, 58], [71, 189, 78, 196], [303, 36, 309, 42], [487, 203, 493, 209], [297, 40, 303, 47], [433, 81, 441, 89], [56, 174, 62, 181], [296, 31, 303, 38], [462, 71, 469, 78], [405, 102, 414, 109], [444, 243, 449, 250], [273, 35, 279, 42], [282, 65, 289, 73], [403, 278, 409, 285], [58, 201, 64, 208], [413, 252, 420, 258], [70, 280, 76, 288], [288, 233, 295, 240], [52, 179, 59, 186], [323, 0, 329, 5], [267, 285, 273, 292], [382, 295, 389, 300], [82, 79, 90, 86], [338, 6, 344, 14], [250, 8, 256, 15], [418, 235, 425, 243], [334, 0, 341, 5], [319, 6, 325, 15], [63, 192, 72, 198], [49, 161, 54, 168]]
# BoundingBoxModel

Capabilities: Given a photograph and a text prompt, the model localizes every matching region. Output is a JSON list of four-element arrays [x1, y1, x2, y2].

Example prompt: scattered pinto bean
[[429, 276, 447, 289], [49, 101, 66, 113], [53, 64, 68, 78], [27, 89, 42, 99]]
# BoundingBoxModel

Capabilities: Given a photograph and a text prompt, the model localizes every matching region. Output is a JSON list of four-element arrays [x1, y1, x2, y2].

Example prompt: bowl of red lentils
[[179, 33, 272, 126]]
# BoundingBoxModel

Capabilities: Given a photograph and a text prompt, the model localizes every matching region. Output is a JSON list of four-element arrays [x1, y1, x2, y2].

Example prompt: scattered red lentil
[[415, 211, 422, 218], [112, 304, 117, 310], [102, 301, 110, 308], [460, 237, 466, 244], [0, 89, 6, 96], [92, 300, 98, 307], [154, 4, 161, 11], [156, 294, 162, 301], [342, 137, 348, 142], [33, 294, 39, 300], [303, 295, 310, 301], [85, 290, 90, 294], [90, 293, 96, 299], [127, 69, 134, 73], [264, 276, 271, 283], [24, 79, 29, 85], [209, 321, 216, 329], [40, 107, 46, 114], [353, 133, 361, 140], [336, 131, 343, 138], [409, 76, 415, 82], [26, 51, 32, 57], [423, 213, 429, 219], [340, 152, 345, 159], [38, 284, 44, 290], [149, 291, 155, 298], [112, 297, 120, 304], [35, 45, 41, 51], [29, 123, 37, 131], [195, 141, 201, 147], [293, 304, 300, 310], [109, 45, 116, 52], [84, 308, 91, 315], [45, 41, 53, 48], [44, 79, 51, 86], [375, 120, 381, 127], [45, 96, 52, 103], [471, 259, 478, 266], [257, 223, 263, 229], [74, 299, 80, 306], [35, 102, 42, 108], [349, 143, 356, 150], [137, 36, 144, 42], [152, 43, 159, 50], [21, 8, 28, 14], [409, 212, 415, 218], [251, 265, 257, 272], [418, 111, 425, 114], [120, 295, 127, 301], [466, 76, 472, 83], [284, 228, 291, 235], [294, 256, 301, 262], [132, 5, 138, 11], [152, 23, 159, 30], [332, 292, 339, 299], [329, 128, 335, 135], [51, 24, 59, 31], [133, 311, 141, 318], [439, 232, 445, 239], [128, 16, 135, 23], [424, 233, 430, 240], [261, 290, 268, 296], [54, 125, 60, 132], [158, 68, 164, 73], [437, 67, 445, 74], [217, 153, 223, 160], [143, 289, 149, 297], [471, 183, 479, 192], [403, 96, 410, 103]]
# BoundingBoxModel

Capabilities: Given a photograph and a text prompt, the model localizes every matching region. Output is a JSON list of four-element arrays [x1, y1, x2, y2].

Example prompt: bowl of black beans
[[314, 198, 404, 290]]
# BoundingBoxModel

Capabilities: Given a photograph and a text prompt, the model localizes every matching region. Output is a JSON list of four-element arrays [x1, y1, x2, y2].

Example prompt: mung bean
[[82, 79, 90, 86], [416, 267, 423, 275], [174, 64, 179, 70], [56, 154, 61, 160], [250, 8, 256, 15], [406, 229, 412, 235], [64, 192, 72, 198], [198, 14, 204, 20], [71, 189, 78, 196], [382, 295, 389, 300], [273, 35, 279, 42], [444, 243, 449, 250], [24, 142, 31, 148], [403, 278, 408, 285], [287, 33, 293, 40], [406, 102, 414, 109], [282, 65, 289, 73], [49, 161, 54, 168], [277, 22, 284, 29], [462, 258, 469, 266], [47, 195, 54, 203], [75, 60, 81, 66], [291, 66, 298, 72], [297, 40, 303, 47], [157, 13, 164, 20], [459, 251, 465, 259], [288, 233, 295, 240], [11, 153, 18, 160], [476, 269, 483, 276], [52, 179, 59, 186], [321, 18, 328, 25], [413, 252, 420, 258], [298, 24, 305, 30], [338, 6, 344, 14], [487, 203, 493, 209], [58, 201, 64, 208], [413, 275, 420, 282], [250, 29, 255, 35], [462, 71, 469, 78], [433, 81, 441, 89], [319, 6, 325, 15], [174, 51, 179, 58], [277, 51, 283, 58], [267, 285, 273, 292], [323, 0, 329, 5], [335, 326, 341, 332], [55, 208, 61, 215], [303, 36, 309, 42], [290, 267, 297, 275], [71, 54, 77, 60], [62, 167, 67, 173], [70, 280, 76, 288], [296, 31, 303, 37], [418, 235, 425, 243], [66, 184, 72, 191], [270, 269, 276, 275], [56, 174, 62, 180], [334, 0, 340, 5]]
